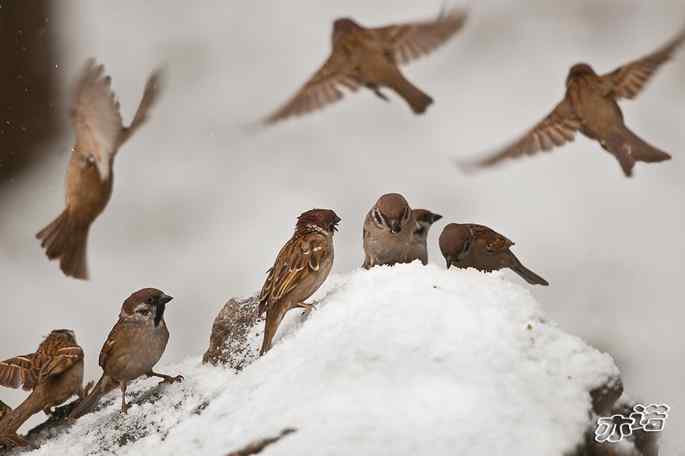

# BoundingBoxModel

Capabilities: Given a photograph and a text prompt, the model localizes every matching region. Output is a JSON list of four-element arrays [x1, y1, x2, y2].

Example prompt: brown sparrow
[[69, 289, 181, 419], [461, 27, 685, 177], [362, 193, 415, 269], [0, 330, 85, 448], [407, 209, 443, 265], [258, 209, 340, 355], [36, 59, 163, 279], [264, 8, 467, 124], [439, 223, 549, 286]]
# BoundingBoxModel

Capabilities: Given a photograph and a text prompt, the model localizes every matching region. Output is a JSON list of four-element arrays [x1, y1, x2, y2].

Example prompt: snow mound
[[25, 263, 618, 455]]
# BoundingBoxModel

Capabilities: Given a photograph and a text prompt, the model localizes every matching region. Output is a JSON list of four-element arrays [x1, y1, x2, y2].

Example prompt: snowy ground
[[19, 265, 618, 455]]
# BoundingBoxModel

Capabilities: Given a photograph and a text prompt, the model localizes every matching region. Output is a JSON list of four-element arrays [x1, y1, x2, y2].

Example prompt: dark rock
[[203, 296, 261, 370]]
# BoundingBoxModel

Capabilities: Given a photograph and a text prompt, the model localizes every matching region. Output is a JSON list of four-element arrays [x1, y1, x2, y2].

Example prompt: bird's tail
[[510, 257, 549, 286], [605, 127, 671, 177], [386, 70, 433, 114], [36, 209, 90, 280], [0, 392, 42, 436], [260, 306, 288, 356], [68, 376, 117, 420]]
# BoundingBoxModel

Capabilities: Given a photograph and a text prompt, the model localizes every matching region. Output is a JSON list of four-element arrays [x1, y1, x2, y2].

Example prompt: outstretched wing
[[371, 7, 467, 65], [0, 354, 38, 391], [264, 52, 361, 124], [72, 59, 124, 156], [258, 234, 328, 315], [604, 28, 685, 100], [461, 99, 581, 169]]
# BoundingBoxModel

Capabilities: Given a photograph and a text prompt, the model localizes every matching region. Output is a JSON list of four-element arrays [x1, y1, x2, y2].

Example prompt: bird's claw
[[159, 375, 184, 385]]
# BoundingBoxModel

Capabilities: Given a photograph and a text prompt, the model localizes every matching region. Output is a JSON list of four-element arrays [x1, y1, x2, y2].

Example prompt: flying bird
[[69, 289, 182, 419], [407, 209, 443, 265], [439, 223, 549, 286], [263, 8, 468, 124], [459, 27, 685, 177], [36, 59, 163, 279], [0, 330, 85, 448], [258, 209, 340, 355]]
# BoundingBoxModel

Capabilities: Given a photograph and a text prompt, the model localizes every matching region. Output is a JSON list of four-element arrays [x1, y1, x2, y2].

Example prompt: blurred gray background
[[0, 0, 683, 453]]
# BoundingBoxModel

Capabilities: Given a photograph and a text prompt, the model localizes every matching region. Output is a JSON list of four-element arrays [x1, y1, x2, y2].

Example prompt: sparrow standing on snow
[[263, 8, 467, 124], [0, 330, 85, 448], [69, 289, 182, 419], [439, 223, 549, 286], [36, 59, 163, 279], [461, 27, 685, 177], [258, 209, 340, 355], [407, 209, 442, 265], [362, 193, 416, 269]]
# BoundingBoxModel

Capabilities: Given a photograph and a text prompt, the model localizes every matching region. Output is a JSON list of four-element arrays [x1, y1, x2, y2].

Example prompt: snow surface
[[23, 264, 618, 455]]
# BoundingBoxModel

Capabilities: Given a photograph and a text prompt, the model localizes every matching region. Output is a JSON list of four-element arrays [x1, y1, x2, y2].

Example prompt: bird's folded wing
[[99, 323, 124, 369], [72, 59, 123, 157], [0, 354, 37, 390], [371, 7, 467, 65], [470, 224, 515, 252], [264, 52, 361, 124], [463, 99, 581, 169], [37, 345, 84, 383], [605, 28, 685, 100]]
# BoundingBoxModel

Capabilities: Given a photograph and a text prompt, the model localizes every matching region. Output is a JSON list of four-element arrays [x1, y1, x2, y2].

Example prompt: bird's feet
[[148, 371, 184, 385]]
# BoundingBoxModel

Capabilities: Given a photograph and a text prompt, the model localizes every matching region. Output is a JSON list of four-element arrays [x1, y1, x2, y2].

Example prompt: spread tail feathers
[[387, 71, 433, 114], [68, 376, 117, 420], [36, 210, 90, 280], [605, 128, 672, 177], [511, 259, 549, 286]]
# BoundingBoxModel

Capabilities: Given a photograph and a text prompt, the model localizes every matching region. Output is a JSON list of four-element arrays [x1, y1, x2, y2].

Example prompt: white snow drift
[[25, 263, 618, 455]]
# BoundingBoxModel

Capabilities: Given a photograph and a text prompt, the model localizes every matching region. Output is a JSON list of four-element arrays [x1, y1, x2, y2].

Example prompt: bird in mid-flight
[[263, 8, 468, 124], [36, 59, 162, 279], [459, 27, 685, 177]]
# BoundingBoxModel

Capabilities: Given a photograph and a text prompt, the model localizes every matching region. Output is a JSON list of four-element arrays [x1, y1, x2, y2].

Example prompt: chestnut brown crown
[[121, 288, 174, 326], [296, 209, 341, 234], [566, 63, 597, 85]]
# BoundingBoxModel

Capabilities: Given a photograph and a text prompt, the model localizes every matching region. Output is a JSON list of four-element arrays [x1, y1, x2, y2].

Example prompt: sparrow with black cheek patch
[[407, 209, 442, 265], [258, 209, 340, 355], [461, 27, 685, 177], [439, 223, 549, 286], [362, 193, 415, 269], [69, 289, 182, 419], [0, 330, 85, 448], [264, 7, 467, 124], [36, 59, 163, 279]]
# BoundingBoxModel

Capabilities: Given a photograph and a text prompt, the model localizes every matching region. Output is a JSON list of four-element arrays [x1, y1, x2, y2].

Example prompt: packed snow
[[20, 264, 618, 455]]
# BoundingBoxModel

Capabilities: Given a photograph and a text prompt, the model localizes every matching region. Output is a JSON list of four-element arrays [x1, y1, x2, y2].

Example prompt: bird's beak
[[390, 221, 401, 234], [445, 258, 451, 269], [159, 293, 174, 305], [432, 213, 443, 224]]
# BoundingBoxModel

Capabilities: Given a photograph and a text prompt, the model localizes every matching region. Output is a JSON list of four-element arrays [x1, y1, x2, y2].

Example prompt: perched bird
[[362, 193, 415, 269], [263, 7, 467, 124], [407, 209, 443, 265], [0, 330, 85, 448], [69, 289, 181, 419], [460, 27, 685, 177], [439, 223, 549, 286], [36, 59, 163, 279], [258, 209, 340, 355]]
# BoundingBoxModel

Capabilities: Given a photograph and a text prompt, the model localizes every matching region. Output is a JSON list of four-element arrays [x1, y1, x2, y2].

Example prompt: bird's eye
[[147, 297, 155, 304], [87, 155, 96, 164]]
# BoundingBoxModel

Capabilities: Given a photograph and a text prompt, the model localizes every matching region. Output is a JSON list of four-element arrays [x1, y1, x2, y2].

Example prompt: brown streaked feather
[[99, 322, 124, 369], [468, 224, 514, 253], [0, 355, 36, 390], [118, 67, 164, 147], [37, 346, 84, 384], [466, 99, 581, 168], [371, 8, 467, 65], [258, 233, 328, 315], [605, 28, 685, 100], [264, 52, 362, 124]]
